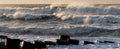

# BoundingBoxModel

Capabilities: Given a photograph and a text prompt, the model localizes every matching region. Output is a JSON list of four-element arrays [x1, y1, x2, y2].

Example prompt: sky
[[0, 0, 120, 4]]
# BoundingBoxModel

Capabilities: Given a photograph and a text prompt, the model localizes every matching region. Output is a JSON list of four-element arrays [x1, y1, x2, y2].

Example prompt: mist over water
[[0, 4, 120, 49], [83, 16, 90, 25], [0, 4, 120, 37]]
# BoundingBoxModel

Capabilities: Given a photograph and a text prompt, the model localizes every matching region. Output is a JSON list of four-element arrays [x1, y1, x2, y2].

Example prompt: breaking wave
[[0, 4, 120, 20], [0, 4, 120, 36]]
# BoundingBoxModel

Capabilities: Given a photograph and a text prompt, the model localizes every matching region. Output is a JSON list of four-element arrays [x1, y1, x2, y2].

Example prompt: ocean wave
[[0, 26, 119, 37], [55, 7, 120, 16], [0, 4, 120, 36], [6, 13, 56, 20], [0, 4, 120, 20]]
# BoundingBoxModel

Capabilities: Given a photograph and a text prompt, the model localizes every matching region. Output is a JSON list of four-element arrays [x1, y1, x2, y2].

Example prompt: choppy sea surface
[[0, 4, 120, 37], [0, 4, 120, 49]]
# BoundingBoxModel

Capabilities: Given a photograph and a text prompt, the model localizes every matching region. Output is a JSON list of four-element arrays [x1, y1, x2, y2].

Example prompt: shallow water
[[0, 33, 120, 49]]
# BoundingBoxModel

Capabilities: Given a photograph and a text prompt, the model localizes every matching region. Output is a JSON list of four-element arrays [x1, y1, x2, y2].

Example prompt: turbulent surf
[[0, 4, 120, 37]]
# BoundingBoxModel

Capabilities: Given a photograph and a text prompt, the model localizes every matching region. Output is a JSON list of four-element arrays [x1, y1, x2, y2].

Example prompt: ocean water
[[0, 4, 120, 49], [0, 4, 120, 37]]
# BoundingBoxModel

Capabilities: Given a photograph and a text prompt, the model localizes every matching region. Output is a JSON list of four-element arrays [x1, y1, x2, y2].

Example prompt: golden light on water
[[0, 0, 120, 4]]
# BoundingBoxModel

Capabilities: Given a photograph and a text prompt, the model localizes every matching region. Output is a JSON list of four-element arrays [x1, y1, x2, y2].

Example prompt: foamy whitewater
[[0, 4, 120, 49], [0, 4, 120, 36]]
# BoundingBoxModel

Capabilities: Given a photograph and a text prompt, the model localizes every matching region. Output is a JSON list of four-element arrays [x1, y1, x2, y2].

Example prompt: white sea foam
[[0, 4, 120, 20], [0, 4, 120, 36], [0, 4, 120, 49]]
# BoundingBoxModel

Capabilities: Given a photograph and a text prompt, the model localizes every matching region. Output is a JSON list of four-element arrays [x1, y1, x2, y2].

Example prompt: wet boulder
[[99, 41, 115, 44], [59, 35, 70, 40], [84, 41, 95, 45], [33, 40, 46, 49], [5, 38, 22, 49], [44, 41, 56, 46], [68, 39, 79, 45], [22, 41, 35, 49], [56, 39, 69, 45]]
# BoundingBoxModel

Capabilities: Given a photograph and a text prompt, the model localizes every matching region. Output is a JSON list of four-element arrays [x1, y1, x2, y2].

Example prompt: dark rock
[[68, 39, 79, 45], [22, 41, 35, 49], [44, 41, 56, 46], [5, 38, 22, 49], [56, 39, 69, 45], [84, 41, 95, 45], [99, 41, 115, 44], [0, 35, 7, 39], [59, 35, 70, 40], [33, 40, 46, 49]]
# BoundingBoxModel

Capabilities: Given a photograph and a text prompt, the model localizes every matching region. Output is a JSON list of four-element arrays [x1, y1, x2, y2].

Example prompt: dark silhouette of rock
[[5, 38, 22, 49], [33, 40, 46, 49], [99, 41, 115, 44], [22, 41, 35, 49], [59, 35, 70, 40], [44, 41, 56, 46], [0, 35, 7, 39], [56, 39, 69, 45], [68, 39, 79, 45], [84, 41, 95, 45]]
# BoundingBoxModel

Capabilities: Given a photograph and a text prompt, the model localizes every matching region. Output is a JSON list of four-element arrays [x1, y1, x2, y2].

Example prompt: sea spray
[[83, 15, 90, 25], [0, 4, 120, 20], [0, 4, 120, 36]]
